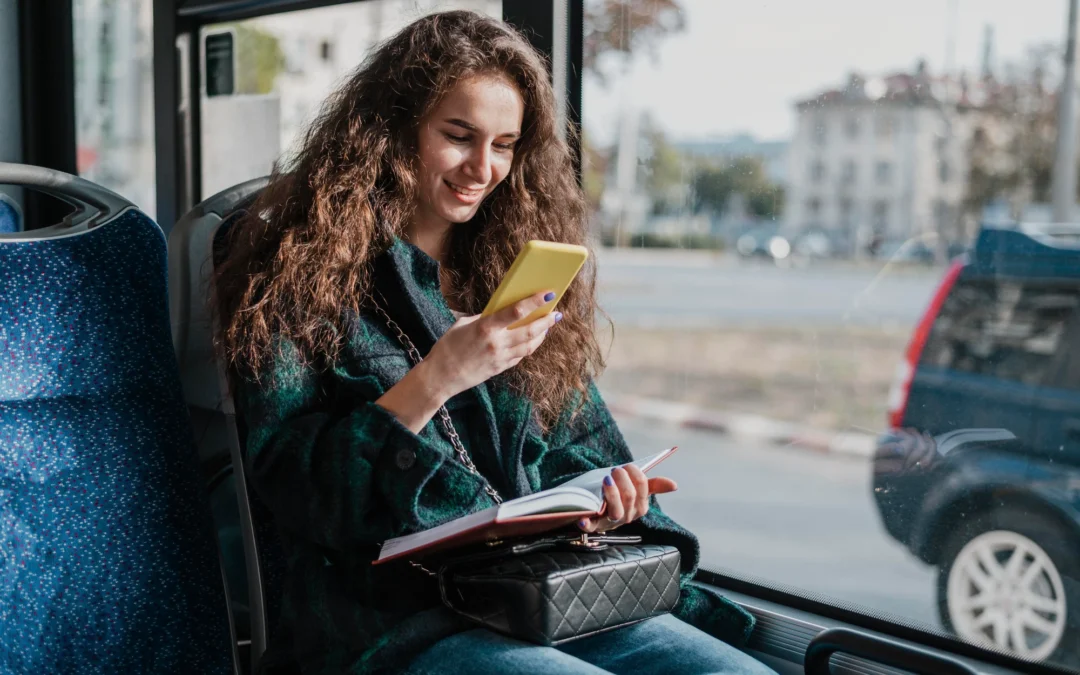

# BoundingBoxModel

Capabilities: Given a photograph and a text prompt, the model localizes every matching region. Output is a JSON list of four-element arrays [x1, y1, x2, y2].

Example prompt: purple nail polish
[[554, 311, 563, 322], [603, 475, 614, 487], [578, 519, 589, 529], [544, 292, 556, 302]]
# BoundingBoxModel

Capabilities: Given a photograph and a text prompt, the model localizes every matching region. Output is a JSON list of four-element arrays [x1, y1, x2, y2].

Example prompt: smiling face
[[412, 73, 525, 234]]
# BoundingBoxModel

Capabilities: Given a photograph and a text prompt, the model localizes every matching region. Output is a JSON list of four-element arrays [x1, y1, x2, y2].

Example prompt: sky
[[582, 0, 1068, 145]]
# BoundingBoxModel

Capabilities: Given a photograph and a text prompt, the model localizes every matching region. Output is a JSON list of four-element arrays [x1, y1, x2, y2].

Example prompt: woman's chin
[[439, 204, 481, 224]]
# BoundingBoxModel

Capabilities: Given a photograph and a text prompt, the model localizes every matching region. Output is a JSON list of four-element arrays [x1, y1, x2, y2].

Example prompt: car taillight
[[887, 260, 965, 429]]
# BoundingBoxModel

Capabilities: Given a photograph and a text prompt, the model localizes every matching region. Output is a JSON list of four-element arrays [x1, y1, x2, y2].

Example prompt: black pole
[[503, 0, 583, 184], [18, 0, 77, 227]]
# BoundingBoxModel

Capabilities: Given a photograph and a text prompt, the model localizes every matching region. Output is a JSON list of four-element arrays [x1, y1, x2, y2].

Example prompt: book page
[[555, 447, 677, 496]]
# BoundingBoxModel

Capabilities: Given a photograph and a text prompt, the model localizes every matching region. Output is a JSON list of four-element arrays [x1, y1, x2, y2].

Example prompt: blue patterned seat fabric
[[0, 195, 21, 233], [0, 209, 233, 673]]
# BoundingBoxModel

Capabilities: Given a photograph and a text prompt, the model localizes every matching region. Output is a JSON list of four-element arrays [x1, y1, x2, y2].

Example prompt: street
[[615, 412, 941, 630], [592, 249, 944, 629], [595, 249, 943, 328]]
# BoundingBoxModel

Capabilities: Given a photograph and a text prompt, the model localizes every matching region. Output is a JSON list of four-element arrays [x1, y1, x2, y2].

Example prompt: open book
[[375, 447, 677, 564]]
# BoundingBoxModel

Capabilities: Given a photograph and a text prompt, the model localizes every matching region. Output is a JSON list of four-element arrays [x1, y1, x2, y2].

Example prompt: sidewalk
[[604, 392, 878, 459]]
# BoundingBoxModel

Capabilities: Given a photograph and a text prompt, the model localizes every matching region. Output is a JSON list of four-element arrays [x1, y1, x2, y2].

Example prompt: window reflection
[[585, 0, 1079, 668]]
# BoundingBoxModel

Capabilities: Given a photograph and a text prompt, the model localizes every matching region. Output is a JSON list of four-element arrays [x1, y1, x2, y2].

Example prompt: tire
[[936, 506, 1080, 667]]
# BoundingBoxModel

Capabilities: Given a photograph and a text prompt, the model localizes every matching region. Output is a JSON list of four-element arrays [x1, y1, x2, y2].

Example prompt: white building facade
[[784, 71, 983, 255]]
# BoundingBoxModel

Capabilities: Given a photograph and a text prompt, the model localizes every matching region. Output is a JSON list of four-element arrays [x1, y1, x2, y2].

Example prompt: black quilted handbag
[[436, 533, 682, 645], [370, 294, 682, 644]]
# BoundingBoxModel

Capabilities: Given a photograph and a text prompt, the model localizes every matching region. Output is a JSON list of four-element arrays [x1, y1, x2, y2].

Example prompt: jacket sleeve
[[536, 380, 635, 489], [235, 339, 494, 553]]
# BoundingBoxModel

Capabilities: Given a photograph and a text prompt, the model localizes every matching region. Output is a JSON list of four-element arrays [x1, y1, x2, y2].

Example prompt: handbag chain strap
[[370, 290, 503, 506]]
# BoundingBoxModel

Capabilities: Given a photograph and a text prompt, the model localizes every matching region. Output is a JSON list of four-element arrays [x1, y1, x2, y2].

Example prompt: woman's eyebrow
[[444, 117, 521, 139]]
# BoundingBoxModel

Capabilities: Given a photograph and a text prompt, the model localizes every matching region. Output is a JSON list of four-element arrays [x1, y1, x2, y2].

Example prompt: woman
[[214, 10, 774, 675]]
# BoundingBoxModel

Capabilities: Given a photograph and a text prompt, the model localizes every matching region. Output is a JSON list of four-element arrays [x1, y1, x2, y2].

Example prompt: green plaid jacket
[[236, 238, 754, 675]]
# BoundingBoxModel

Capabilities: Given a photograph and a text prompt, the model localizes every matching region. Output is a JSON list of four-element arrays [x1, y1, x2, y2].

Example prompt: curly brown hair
[[213, 10, 604, 428]]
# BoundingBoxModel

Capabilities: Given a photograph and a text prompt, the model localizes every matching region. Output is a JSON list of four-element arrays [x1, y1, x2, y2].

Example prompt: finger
[[646, 477, 678, 494], [491, 291, 556, 328], [507, 309, 561, 344], [625, 465, 650, 515], [508, 323, 552, 361], [577, 516, 602, 533], [602, 474, 625, 523], [611, 467, 636, 522]]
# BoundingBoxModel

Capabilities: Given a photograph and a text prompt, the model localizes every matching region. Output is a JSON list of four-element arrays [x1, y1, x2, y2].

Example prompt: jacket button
[[395, 448, 416, 470]]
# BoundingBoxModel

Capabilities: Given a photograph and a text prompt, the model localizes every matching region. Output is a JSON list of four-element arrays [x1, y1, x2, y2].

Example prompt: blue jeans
[[404, 614, 777, 675]]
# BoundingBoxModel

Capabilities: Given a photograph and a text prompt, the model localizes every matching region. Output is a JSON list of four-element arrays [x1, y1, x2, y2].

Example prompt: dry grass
[[596, 324, 911, 434]]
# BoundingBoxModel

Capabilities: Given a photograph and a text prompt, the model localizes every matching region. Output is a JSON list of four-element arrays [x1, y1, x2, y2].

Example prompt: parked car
[[873, 224, 1080, 666]]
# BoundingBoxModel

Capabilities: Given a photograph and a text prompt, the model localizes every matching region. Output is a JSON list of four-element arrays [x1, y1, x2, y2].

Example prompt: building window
[[939, 161, 950, 183], [841, 160, 856, 185], [839, 198, 855, 227], [812, 116, 827, 145], [806, 198, 822, 220], [845, 115, 860, 139], [872, 200, 889, 232], [876, 113, 895, 138], [810, 160, 826, 183], [875, 161, 892, 184], [320, 39, 334, 62]]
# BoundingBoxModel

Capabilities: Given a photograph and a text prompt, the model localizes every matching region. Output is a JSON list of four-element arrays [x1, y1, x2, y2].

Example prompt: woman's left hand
[[577, 465, 678, 533]]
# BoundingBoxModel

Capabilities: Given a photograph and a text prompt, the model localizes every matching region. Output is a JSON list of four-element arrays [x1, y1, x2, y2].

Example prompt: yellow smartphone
[[481, 240, 589, 329]]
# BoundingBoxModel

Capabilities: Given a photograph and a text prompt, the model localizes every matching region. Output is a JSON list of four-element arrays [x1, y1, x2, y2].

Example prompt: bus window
[[73, 0, 156, 215], [585, 0, 1080, 669], [198, 0, 501, 197]]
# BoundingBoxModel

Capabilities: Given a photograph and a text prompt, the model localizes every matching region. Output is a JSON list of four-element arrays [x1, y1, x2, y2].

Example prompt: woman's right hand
[[423, 291, 562, 401]]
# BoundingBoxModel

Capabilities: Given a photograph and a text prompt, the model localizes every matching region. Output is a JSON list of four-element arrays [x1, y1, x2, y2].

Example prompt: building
[[783, 64, 990, 256]]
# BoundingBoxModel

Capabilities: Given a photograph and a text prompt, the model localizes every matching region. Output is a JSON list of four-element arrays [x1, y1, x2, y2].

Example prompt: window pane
[[73, 0, 156, 215], [584, 0, 1080, 669], [199, 0, 501, 198]]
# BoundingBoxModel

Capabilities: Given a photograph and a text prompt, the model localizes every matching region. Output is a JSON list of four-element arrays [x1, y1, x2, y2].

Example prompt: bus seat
[[0, 193, 22, 233], [169, 177, 291, 674], [0, 163, 235, 674]]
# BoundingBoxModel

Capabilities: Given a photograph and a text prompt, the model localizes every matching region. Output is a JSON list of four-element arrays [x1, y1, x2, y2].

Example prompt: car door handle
[[804, 628, 977, 675]]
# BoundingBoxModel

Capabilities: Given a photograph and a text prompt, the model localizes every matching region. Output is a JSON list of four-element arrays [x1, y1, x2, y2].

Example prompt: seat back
[[0, 163, 235, 673], [169, 177, 288, 672], [0, 193, 22, 233]]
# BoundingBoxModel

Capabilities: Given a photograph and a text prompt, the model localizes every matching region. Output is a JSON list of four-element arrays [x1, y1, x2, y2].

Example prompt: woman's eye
[[494, 142, 516, 152], [444, 133, 469, 143]]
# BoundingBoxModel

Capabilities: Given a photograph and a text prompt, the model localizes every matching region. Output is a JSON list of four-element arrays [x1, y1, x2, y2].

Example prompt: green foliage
[[221, 23, 286, 95], [690, 157, 784, 219]]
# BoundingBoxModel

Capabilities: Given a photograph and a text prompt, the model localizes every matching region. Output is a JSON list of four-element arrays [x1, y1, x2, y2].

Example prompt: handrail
[[0, 163, 137, 238]]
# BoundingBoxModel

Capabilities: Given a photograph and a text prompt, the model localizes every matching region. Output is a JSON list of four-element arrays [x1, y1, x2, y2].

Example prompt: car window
[[585, 0, 1080, 669], [921, 279, 1080, 387]]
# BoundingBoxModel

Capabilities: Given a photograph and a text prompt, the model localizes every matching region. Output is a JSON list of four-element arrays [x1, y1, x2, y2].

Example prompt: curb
[[603, 393, 877, 459]]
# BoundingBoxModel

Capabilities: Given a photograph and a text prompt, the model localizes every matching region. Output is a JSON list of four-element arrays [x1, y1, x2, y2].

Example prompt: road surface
[[615, 413, 941, 629], [596, 249, 942, 329]]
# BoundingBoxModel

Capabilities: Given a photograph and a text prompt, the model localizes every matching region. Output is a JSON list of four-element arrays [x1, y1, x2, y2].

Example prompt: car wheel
[[937, 507, 1080, 665]]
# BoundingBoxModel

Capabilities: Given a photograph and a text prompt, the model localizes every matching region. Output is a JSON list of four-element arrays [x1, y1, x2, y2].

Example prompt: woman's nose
[[462, 145, 493, 185]]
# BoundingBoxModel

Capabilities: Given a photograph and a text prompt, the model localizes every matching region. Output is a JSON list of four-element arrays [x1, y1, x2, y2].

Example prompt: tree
[[690, 157, 784, 220], [227, 23, 286, 95], [640, 118, 688, 214], [964, 44, 1059, 219], [584, 0, 686, 85]]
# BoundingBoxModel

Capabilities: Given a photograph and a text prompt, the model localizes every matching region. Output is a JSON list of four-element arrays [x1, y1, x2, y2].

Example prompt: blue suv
[[873, 225, 1080, 666]]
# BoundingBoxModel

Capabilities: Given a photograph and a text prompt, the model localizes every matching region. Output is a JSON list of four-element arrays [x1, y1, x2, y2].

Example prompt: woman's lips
[[445, 180, 484, 204]]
